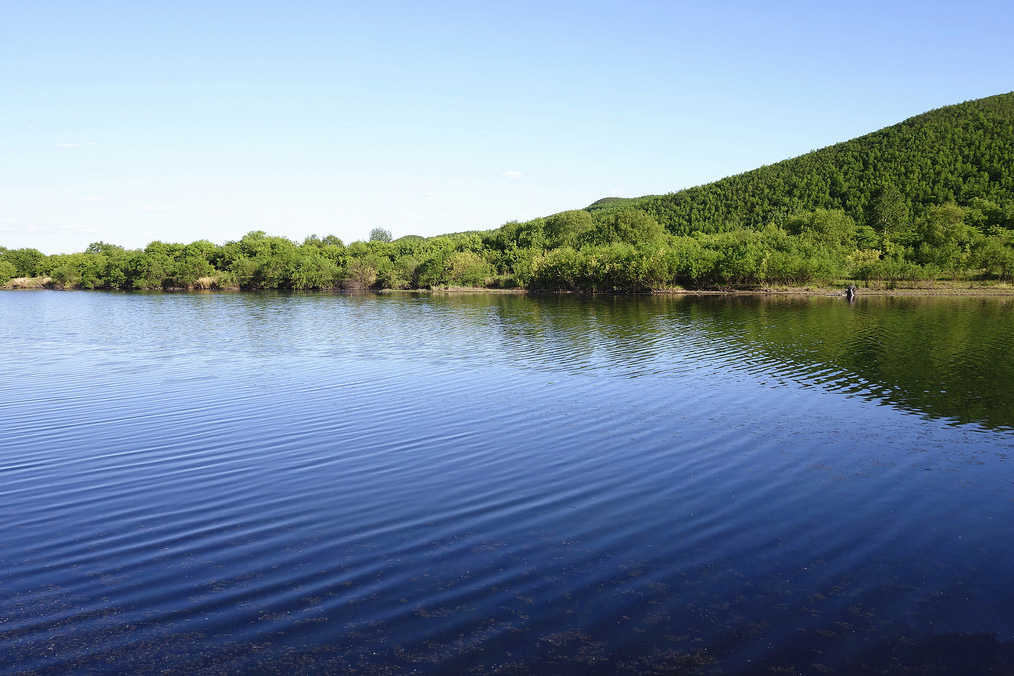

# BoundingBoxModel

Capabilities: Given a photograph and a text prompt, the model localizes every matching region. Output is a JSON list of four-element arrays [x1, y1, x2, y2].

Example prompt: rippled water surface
[[2, 291, 1014, 673]]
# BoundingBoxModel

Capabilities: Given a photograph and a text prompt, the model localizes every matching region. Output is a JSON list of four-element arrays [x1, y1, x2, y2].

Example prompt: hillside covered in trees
[[3, 93, 1014, 292], [588, 91, 1014, 234]]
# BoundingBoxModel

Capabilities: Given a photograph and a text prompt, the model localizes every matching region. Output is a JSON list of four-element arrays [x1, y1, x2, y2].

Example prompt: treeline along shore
[[4, 93, 1014, 293]]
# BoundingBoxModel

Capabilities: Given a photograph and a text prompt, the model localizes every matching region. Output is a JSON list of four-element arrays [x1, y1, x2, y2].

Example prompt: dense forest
[[3, 93, 1014, 292]]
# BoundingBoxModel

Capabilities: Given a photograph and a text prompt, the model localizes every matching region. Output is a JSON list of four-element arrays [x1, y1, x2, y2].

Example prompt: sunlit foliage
[[5, 94, 1014, 292]]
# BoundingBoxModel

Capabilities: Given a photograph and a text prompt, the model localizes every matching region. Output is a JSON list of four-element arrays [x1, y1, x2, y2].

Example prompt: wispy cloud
[[82, 196, 102, 202], [501, 170, 524, 180], [140, 205, 178, 213], [57, 141, 95, 148]]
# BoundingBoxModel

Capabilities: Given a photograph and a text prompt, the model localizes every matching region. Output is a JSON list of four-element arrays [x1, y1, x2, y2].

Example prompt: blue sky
[[2, 1, 1012, 254]]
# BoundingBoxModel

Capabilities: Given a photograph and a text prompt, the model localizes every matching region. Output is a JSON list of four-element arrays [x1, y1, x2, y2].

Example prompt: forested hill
[[5, 93, 1014, 292], [588, 92, 1014, 235]]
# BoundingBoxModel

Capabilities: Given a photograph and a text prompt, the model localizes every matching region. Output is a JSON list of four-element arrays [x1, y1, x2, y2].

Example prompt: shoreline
[[4, 278, 1014, 297]]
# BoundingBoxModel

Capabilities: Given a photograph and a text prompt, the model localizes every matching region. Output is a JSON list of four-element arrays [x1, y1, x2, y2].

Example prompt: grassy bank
[[7, 275, 1014, 297]]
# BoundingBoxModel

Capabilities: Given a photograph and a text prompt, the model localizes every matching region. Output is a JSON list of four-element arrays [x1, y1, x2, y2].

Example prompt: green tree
[[584, 210, 665, 246], [287, 252, 341, 289], [85, 241, 126, 256], [228, 256, 258, 288], [369, 227, 393, 243], [971, 236, 1014, 281], [2, 248, 46, 277], [866, 184, 911, 236], [445, 251, 492, 287], [788, 209, 857, 250], [128, 251, 175, 289], [171, 255, 214, 288], [491, 219, 547, 250], [377, 255, 419, 289], [0, 258, 17, 284], [916, 203, 971, 247], [543, 210, 593, 248], [343, 258, 378, 289]]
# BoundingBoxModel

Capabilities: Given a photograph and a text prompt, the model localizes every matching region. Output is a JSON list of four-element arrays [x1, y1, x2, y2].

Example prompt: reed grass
[[193, 277, 217, 290], [3, 277, 50, 289]]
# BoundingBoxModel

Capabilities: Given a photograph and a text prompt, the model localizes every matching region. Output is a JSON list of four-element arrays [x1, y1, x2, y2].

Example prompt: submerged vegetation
[[4, 93, 1014, 292]]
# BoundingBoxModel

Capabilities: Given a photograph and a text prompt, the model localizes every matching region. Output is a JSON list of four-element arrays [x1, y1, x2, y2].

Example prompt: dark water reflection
[[684, 294, 1014, 430], [2, 290, 1014, 674]]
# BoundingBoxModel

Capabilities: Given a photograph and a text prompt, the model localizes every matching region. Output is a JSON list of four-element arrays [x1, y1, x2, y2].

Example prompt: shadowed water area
[[2, 290, 1014, 674]]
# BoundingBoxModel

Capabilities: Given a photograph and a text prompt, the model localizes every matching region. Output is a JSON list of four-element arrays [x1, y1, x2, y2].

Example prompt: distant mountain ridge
[[587, 92, 1014, 234]]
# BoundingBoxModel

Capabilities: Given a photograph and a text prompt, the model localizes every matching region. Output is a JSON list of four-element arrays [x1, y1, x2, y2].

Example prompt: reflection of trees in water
[[689, 295, 1014, 430], [481, 293, 1014, 429], [229, 291, 1014, 430], [486, 294, 687, 376]]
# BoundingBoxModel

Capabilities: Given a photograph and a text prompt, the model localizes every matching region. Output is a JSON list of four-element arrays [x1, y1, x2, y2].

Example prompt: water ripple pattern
[[2, 290, 1014, 673]]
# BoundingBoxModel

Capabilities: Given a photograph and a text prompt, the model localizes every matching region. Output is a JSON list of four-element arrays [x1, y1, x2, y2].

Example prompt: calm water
[[2, 291, 1014, 673]]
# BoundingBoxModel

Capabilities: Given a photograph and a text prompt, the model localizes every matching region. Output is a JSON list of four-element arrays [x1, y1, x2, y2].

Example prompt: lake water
[[2, 290, 1014, 673]]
